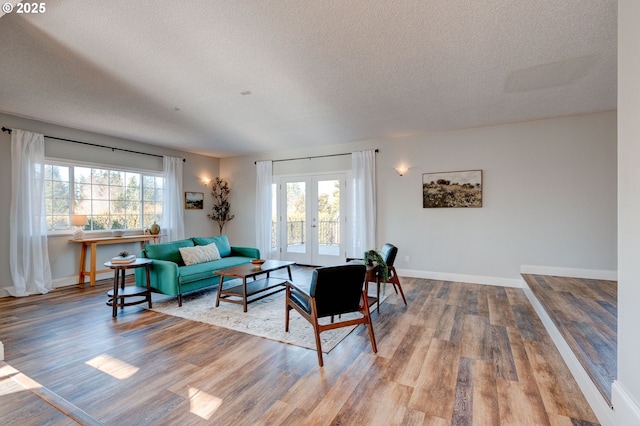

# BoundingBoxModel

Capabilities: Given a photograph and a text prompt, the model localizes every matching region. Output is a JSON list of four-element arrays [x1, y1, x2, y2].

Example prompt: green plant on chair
[[364, 249, 389, 284]]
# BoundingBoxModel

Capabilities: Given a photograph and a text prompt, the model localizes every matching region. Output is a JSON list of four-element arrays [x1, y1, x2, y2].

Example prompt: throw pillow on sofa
[[179, 243, 222, 266], [192, 235, 232, 257]]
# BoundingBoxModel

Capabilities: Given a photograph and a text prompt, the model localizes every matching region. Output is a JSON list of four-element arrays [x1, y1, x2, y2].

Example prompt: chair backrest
[[309, 263, 366, 318], [380, 243, 398, 268]]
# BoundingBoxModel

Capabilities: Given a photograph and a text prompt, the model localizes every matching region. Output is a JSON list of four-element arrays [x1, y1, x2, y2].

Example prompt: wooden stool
[[104, 258, 153, 318]]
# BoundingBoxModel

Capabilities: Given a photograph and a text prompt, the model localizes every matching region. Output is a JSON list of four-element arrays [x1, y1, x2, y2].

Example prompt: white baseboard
[[612, 381, 640, 426], [1, 271, 128, 299], [522, 277, 616, 426], [51, 271, 116, 288], [520, 265, 617, 281], [396, 268, 521, 288]]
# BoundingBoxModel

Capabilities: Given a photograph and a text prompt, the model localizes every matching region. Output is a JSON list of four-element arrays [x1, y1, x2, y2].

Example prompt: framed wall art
[[184, 192, 204, 210], [422, 170, 482, 208]]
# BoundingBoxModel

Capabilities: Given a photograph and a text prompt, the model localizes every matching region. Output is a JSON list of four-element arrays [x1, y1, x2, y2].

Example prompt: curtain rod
[[2, 126, 185, 162], [254, 148, 378, 165]]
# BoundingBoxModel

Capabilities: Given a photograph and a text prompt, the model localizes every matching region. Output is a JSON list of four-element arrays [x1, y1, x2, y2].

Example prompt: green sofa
[[135, 235, 260, 306]]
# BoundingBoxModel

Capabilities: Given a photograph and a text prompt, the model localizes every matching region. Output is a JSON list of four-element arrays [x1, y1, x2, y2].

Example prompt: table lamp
[[71, 215, 88, 240]]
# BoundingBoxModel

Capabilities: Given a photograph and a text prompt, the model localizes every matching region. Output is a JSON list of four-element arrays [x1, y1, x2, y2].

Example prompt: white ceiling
[[0, 1, 617, 158]]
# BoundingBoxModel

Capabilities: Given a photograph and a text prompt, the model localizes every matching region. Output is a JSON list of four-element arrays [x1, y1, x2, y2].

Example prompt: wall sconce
[[202, 177, 211, 186], [395, 165, 409, 176], [71, 215, 88, 240]]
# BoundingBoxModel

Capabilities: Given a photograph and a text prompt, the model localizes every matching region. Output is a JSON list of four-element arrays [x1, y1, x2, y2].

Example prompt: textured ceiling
[[0, 1, 617, 157]]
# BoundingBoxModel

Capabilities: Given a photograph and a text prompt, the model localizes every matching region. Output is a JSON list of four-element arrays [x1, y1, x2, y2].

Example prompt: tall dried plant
[[207, 177, 235, 234]]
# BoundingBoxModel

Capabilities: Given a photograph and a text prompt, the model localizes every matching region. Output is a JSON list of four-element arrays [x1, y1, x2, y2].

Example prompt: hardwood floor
[[523, 274, 617, 406], [0, 268, 599, 425]]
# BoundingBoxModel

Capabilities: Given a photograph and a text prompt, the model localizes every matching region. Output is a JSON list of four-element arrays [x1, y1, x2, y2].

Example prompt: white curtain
[[9, 129, 53, 296], [162, 156, 185, 242], [350, 149, 377, 257], [255, 160, 273, 259]]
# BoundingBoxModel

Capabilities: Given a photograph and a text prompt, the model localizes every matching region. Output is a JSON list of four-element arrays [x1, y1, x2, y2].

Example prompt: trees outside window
[[44, 161, 162, 232]]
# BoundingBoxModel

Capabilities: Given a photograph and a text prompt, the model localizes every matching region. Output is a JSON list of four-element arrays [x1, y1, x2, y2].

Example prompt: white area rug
[[149, 282, 384, 353]]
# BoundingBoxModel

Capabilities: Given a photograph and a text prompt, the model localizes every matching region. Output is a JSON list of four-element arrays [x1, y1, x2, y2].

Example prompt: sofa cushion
[[192, 235, 231, 257], [179, 243, 221, 266], [144, 239, 194, 265]]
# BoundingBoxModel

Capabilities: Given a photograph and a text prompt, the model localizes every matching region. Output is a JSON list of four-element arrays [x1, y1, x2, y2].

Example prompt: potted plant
[[364, 249, 389, 283], [207, 177, 235, 234]]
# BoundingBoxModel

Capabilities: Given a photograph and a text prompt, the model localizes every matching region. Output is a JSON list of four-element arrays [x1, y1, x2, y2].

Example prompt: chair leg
[[312, 319, 324, 367], [285, 287, 291, 332], [390, 268, 407, 305], [362, 291, 378, 353], [367, 321, 378, 353], [395, 282, 407, 305]]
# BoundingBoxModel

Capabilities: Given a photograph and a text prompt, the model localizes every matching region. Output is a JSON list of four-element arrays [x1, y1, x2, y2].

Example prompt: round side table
[[104, 258, 153, 318]]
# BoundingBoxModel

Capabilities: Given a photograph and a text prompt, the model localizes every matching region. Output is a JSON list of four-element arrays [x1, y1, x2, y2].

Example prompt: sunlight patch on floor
[[0, 363, 42, 396], [85, 354, 139, 380], [188, 387, 222, 420]]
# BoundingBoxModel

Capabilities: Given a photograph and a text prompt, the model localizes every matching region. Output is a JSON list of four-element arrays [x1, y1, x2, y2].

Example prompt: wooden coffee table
[[214, 260, 295, 312]]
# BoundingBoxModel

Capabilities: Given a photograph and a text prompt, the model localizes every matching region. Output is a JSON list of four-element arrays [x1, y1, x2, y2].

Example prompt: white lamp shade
[[71, 215, 88, 240], [71, 215, 88, 226]]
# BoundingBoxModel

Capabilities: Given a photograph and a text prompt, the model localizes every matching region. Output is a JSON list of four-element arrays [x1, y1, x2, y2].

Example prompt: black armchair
[[346, 243, 408, 312], [284, 263, 377, 367]]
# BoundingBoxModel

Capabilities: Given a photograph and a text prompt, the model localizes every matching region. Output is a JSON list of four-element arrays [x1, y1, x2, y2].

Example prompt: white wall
[[222, 111, 617, 285], [0, 112, 220, 289], [613, 1, 640, 423]]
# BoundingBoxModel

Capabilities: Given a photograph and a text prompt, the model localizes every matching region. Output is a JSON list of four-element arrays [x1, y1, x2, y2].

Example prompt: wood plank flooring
[[523, 274, 617, 406], [0, 268, 599, 425]]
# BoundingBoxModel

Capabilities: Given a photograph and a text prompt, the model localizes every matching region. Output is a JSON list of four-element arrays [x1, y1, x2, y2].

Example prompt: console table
[[69, 234, 162, 285]]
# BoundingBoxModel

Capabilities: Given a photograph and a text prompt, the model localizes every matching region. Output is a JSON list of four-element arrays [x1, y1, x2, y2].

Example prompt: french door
[[279, 174, 346, 266]]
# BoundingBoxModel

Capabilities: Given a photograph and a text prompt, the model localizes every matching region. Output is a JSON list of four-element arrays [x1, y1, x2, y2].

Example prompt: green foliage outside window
[[44, 162, 163, 232]]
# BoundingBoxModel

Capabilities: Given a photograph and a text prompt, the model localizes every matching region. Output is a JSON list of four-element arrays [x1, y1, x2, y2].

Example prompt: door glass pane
[[286, 182, 306, 254], [317, 179, 340, 256]]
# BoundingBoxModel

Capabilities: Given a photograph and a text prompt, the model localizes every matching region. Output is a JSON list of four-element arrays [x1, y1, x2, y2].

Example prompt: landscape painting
[[423, 170, 482, 208], [185, 192, 204, 209]]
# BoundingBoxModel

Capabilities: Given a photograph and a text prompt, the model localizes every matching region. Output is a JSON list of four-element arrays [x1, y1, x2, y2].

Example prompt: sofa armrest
[[135, 258, 180, 293], [230, 246, 260, 259], [148, 258, 180, 277]]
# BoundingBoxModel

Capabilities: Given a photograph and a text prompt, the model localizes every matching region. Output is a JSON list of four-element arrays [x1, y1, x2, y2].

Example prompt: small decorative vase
[[150, 222, 161, 235]]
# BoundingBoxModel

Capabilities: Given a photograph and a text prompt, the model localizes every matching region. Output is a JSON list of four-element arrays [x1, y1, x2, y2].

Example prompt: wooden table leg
[[145, 263, 152, 309], [112, 269, 119, 318], [215, 276, 224, 307], [78, 243, 87, 284], [89, 242, 98, 286], [242, 278, 248, 312]]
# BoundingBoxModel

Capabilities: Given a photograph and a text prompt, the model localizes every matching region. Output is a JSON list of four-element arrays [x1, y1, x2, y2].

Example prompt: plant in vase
[[364, 249, 389, 284], [208, 177, 235, 234]]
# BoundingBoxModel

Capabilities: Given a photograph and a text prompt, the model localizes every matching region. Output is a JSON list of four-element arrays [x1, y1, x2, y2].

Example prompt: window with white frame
[[44, 160, 163, 232]]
